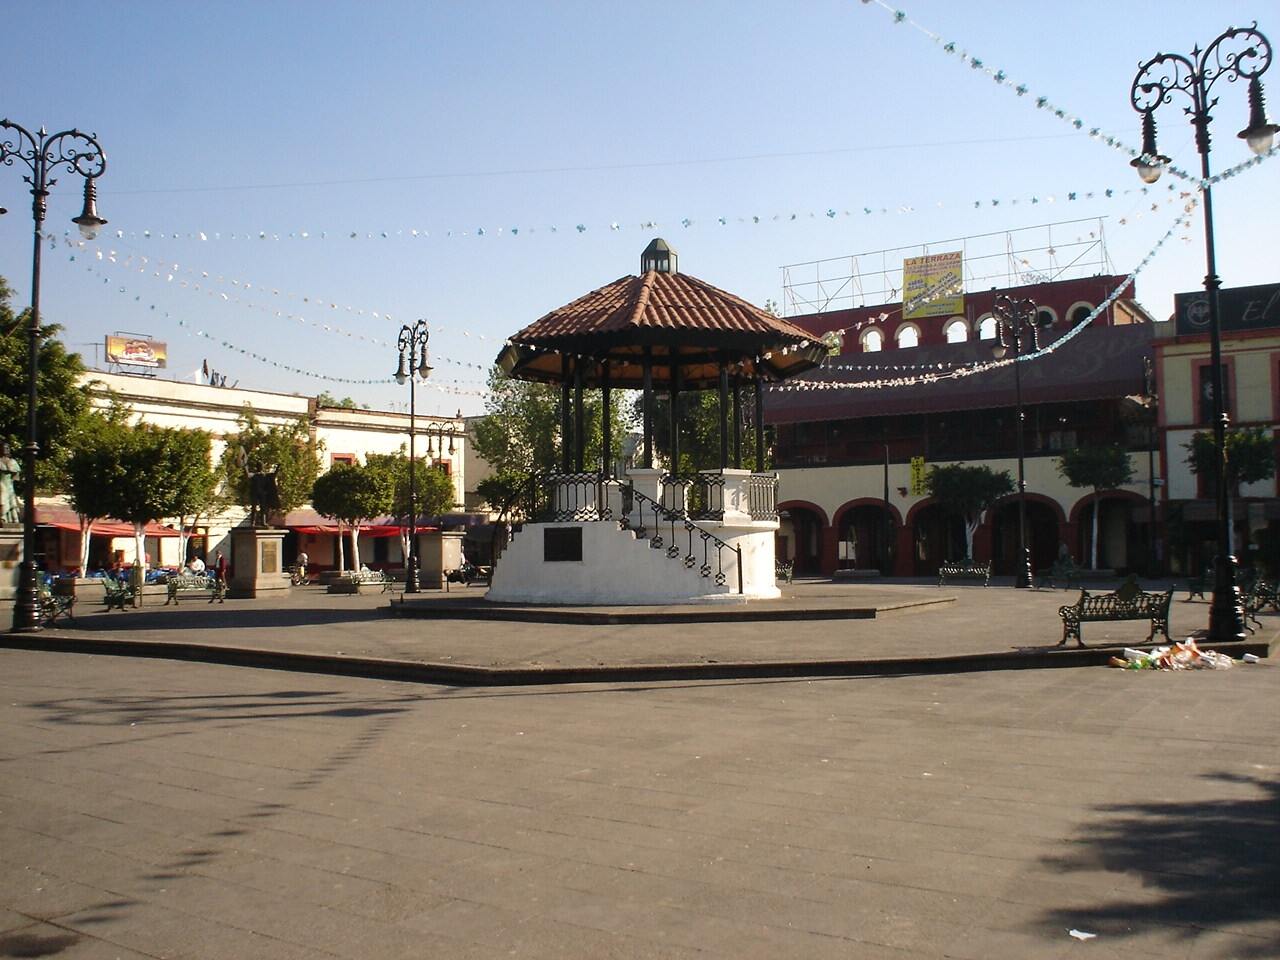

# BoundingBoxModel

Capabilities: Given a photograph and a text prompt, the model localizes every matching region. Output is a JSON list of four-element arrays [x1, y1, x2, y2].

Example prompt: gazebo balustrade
[[525, 467, 779, 526]]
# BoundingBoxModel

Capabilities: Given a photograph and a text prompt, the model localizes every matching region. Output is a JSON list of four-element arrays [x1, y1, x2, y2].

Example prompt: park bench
[[1038, 557, 1084, 590], [102, 579, 136, 611], [37, 582, 75, 625], [1186, 565, 1211, 601], [165, 573, 224, 605], [775, 559, 794, 584], [327, 570, 396, 594], [1242, 577, 1278, 632], [937, 561, 991, 587], [1057, 576, 1173, 648]]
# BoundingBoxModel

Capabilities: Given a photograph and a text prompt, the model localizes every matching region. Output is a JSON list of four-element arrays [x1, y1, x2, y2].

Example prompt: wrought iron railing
[[746, 472, 779, 521], [661, 472, 726, 521], [524, 471, 616, 522], [622, 484, 743, 594]]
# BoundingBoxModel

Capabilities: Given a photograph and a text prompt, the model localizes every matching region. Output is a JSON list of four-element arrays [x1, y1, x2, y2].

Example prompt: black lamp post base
[[1208, 554, 1247, 643], [1015, 548, 1034, 589], [404, 555, 421, 593], [11, 562, 42, 633]]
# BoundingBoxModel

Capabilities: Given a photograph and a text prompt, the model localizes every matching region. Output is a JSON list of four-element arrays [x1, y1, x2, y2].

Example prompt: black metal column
[[718, 361, 730, 471], [732, 374, 742, 470], [754, 376, 765, 469], [642, 348, 654, 469], [669, 358, 681, 474], [573, 357, 585, 473], [601, 360, 612, 476], [560, 354, 572, 473]]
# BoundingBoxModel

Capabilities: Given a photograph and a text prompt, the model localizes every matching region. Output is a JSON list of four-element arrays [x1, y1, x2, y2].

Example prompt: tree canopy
[[636, 390, 770, 473], [219, 410, 322, 518], [471, 368, 623, 477], [925, 463, 1014, 560], [1057, 445, 1135, 493], [365, 451, 456, 521], [0, 276, 91, 490], [311, 462, 391, 572], [1183, 428, 1276, 489]]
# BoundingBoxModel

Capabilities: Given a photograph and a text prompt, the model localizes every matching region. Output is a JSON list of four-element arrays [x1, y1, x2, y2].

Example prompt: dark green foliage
[[311, 463, 391, 526], [1058, 445, 1135, 493], [219, 410, 322, 516], [0, 276, 91, 490], [1183, 428, 1276, 488], [365, 451, 456, 521]]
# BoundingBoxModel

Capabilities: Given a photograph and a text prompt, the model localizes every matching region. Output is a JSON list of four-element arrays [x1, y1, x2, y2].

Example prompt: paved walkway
[[0, 646, 1275, 958], [6, 578, 1273, 684]]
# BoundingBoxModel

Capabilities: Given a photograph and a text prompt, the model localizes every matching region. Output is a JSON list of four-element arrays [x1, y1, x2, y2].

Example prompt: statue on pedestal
[[0, 443, 20, 526]]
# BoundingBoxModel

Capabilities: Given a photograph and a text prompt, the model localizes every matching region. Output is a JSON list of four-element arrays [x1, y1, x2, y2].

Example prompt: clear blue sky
[[4, 0, 1277, 416]]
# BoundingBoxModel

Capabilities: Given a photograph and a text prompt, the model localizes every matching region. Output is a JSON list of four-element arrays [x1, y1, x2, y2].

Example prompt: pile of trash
[[1108, 639, 1250, 671]]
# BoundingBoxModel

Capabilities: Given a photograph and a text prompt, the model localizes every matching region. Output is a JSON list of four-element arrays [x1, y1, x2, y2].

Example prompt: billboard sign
[[1174, 282, 1280, 336], [105, 335, 167, 369], [903, 251, 964, 319]]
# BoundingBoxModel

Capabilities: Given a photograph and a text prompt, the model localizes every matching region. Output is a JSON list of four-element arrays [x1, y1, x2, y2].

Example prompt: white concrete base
[[229, 527, 290, 598], [0, 526, 21, 602], [486, 520, 781, 606]]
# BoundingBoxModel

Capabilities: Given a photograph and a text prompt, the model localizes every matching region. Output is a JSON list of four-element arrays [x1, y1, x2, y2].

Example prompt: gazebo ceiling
[[495, 249, 828, 390]]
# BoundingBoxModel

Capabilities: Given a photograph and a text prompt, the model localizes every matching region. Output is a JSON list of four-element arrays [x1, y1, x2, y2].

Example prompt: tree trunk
[[132, 521, 148, 607], [1090, 491, 1100, 570], [177, 515, 190, 570], [964, 515, 977, 561], [77, 516, 93, 577], [336, 525, 346, 572], [350, 527, 361, 571]]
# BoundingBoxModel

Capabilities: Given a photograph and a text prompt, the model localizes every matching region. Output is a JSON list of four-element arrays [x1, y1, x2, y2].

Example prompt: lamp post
[[991, 294, 1044, 589], [1143, 356, 1160, 578], [394, 320, 431, 593], [1130, 23, 1276, 642], [1, 121, 107, 633]]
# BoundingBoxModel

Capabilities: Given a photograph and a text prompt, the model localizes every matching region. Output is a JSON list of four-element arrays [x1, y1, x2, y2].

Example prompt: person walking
[[212, 551, 228, 603]]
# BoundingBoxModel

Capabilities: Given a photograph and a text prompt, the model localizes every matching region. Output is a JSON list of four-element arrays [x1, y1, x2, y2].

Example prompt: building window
[[1036, 307, 1058, 329], [330, 453, 356, 466], [861, 328, 883, 352], [977, 314, 997, 340], [896, 324, 920, 349], [1196, 362, 1230, 425], [434, 459, 452, 476], [1067, 301, 1095, 327], [943, 318, 968, 343]]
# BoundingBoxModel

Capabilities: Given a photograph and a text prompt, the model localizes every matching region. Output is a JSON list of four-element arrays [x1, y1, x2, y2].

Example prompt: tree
[[476, 469, 533, 523], [0, 276, 91, 490], [471, 368, 625, 480], [925, 464, 1014, 561], [1183, 428, 1276, 554], [167, 428, 222, 565], [1057, 445, 1135, 569], [311, 463, 392, 572], [92, 425, 218, 599], [64, 397, 134, 575], [365, 451, 457, 562], [316, 391, 358, 409], [636, 390, 770, 473], [219, 410, 322, 521]]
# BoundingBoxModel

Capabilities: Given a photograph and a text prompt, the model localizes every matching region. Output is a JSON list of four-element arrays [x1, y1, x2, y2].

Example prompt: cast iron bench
[[38, 583, 75, 625], [165, 574, 224, 604], [1057, 577, 1173, 648], [327, 570, 396, 594], [937, 561, 991, 587], [775, 560, 795, 584], [1186, 566, 1211, 601], [102, 579, 135, 611], [1243, 577, 1279, 632], [1038, 558, 1084, 590]]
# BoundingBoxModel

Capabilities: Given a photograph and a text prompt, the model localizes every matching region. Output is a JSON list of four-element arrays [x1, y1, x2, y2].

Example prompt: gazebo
[[487, 239, 826, 604]]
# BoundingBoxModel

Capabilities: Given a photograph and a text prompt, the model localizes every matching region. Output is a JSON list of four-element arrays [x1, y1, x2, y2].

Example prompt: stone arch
[[1070, 489, 1149, 572], [1065, 300, 1096, 327]]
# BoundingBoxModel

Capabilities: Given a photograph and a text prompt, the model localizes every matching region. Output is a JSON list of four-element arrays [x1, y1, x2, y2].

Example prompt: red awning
[[36, 506, 180, 537], [292, 524, 418, 538]]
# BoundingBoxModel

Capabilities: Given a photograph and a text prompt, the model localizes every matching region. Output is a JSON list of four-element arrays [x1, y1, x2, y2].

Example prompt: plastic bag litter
[[1068, 929, 1098, 941], [1107, 638, 1234, 671]]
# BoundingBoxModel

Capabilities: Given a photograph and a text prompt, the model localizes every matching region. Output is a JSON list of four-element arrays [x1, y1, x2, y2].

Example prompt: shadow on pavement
[[26, 687, 422, 726], [54, 604, 390, 633], [1038, 772, 1279, 956]]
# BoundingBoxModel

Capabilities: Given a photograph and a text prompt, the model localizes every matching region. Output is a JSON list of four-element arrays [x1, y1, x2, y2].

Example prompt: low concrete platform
[[2, 577, 1273, 686]]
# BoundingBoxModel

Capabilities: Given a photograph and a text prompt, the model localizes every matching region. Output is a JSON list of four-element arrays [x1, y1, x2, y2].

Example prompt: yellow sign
[[902, 251, 964, 319], [909, 456, 928, 496], [105, 335, 167, 368]]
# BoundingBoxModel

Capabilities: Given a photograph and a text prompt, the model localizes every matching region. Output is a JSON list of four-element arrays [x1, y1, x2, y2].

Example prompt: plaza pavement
[[0, 644, 1275, 959], [3, 578, 1275, 686]]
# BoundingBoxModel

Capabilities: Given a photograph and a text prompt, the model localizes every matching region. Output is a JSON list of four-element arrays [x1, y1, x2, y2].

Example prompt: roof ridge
[[628, 271, 656, 329]]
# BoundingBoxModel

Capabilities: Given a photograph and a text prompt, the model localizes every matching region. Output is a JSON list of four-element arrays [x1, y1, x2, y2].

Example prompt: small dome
[[641, 238, 678, 274]]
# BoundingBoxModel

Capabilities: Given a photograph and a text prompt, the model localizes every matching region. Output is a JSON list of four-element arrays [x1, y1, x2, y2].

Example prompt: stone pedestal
[[0, 525, 21, 602], [416, 530, 465, 589], [229, 527, 289, 599]]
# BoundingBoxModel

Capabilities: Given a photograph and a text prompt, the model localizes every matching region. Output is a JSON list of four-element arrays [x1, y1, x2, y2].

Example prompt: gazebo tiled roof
[[496, 258, 828, 389]]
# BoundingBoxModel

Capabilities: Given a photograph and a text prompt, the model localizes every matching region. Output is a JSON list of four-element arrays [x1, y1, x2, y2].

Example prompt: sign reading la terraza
[[1175, 282, 1280, 336]]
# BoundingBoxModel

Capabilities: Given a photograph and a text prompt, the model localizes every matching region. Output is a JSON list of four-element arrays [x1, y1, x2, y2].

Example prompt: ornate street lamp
[[991, 295, 1047, 589], [394, 320, 431, 593], [1, 121, 107, 632], [1130, 24, 1276, 642]]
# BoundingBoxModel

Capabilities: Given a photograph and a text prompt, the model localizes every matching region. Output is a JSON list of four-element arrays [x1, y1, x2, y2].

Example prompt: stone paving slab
[[0, 648, 1275, 958]]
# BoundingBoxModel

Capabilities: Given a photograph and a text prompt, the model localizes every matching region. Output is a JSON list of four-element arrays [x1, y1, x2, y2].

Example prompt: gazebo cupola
[[641, 237, 678, 275]]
